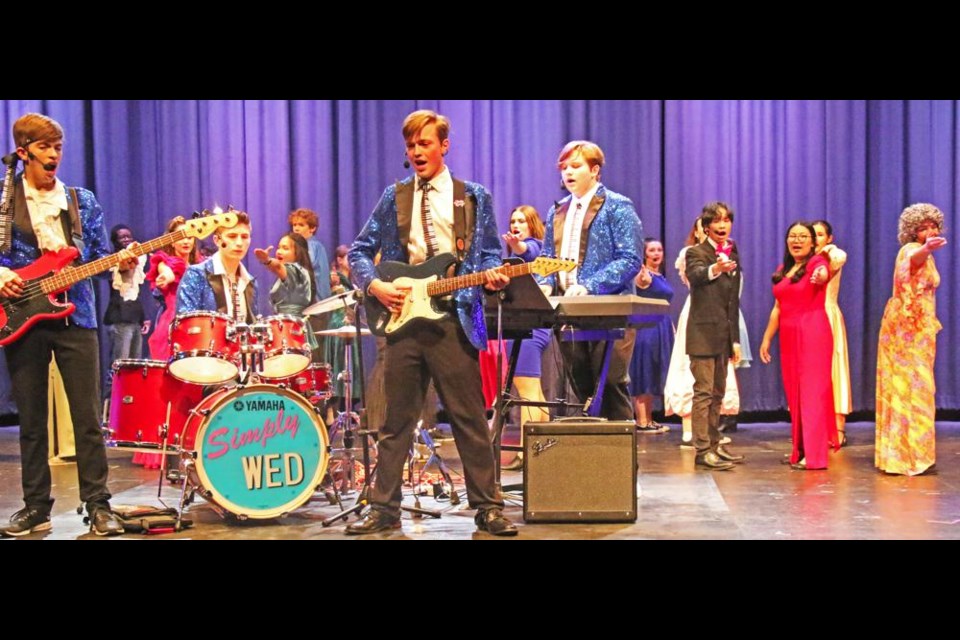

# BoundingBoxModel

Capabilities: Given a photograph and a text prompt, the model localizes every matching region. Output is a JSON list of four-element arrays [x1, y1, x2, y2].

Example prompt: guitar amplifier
[[522, 420, 637, 523]]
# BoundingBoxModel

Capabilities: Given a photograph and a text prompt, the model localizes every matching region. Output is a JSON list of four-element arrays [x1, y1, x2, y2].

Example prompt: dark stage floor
[[1, 421, 958, 540]]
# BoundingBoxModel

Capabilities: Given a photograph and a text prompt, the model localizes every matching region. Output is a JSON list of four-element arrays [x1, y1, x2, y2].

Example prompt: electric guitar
[[365, 252, 576, 339], [0, 211, 239, 346]]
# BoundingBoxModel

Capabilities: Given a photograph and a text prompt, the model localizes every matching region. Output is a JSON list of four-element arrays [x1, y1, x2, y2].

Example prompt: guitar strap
[[451, 178, 474, 264], [0, 155, 17, 253], [59, 187, 85, 258]]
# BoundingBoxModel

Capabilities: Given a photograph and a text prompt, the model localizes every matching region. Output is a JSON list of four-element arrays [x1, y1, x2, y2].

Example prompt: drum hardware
[[321, 299, 378, 526], [321, 298, 442, 525], [407, 420, 460, 510]]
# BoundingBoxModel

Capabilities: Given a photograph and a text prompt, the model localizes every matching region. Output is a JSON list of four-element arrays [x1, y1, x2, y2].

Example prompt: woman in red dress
[[759, 221, 838, 470], [132, 216, 201, 469], [146, 216, 201, 361]]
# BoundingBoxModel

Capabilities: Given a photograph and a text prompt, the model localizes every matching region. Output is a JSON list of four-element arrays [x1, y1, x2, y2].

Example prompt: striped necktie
[[229, 276, 242, 322], [419, 181, 439, 259]]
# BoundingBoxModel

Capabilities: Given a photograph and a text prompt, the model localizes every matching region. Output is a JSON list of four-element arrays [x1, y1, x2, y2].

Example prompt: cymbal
[[316, 324, 372, 338], [303, 289, 359, 316]]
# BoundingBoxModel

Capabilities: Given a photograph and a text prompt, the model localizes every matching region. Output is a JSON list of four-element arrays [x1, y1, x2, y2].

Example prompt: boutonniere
[[453, 199, 465, 208]]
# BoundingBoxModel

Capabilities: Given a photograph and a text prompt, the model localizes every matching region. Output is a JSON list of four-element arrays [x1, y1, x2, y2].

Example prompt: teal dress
[[268, 262, 318, 350], [321, 272, 361, 400]]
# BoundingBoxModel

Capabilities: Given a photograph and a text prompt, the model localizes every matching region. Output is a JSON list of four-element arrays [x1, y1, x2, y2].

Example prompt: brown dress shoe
[[715, 445, 745, 463], [474, 508, 518, 536], [695, 451, 735, 470], [345, 509, 402, 535]]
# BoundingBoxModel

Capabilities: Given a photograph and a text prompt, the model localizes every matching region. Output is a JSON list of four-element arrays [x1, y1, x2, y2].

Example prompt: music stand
[[484, 266, 571, 493]]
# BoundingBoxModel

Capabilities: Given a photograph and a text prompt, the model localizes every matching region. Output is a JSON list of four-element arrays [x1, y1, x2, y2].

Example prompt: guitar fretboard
[[40, 230, 187, 293], [427, 261, 539, 297]]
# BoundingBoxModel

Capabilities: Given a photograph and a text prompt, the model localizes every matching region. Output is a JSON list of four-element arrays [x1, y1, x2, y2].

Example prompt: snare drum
[[104, 360, 205, 452], [179, 384, 329, 519], [274, 363, 332, 403], [168, 311, 239, 384], [259, 314, 311, 379]]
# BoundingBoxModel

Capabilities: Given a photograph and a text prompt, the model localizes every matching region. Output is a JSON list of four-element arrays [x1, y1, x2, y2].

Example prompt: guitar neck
[[41, 229, 186, 293], [426, 261, 537, 297]]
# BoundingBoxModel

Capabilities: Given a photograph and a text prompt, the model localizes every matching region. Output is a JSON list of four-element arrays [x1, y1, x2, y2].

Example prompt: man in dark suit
[[686, 202, 745, 470], [346, 109, 516, 536]]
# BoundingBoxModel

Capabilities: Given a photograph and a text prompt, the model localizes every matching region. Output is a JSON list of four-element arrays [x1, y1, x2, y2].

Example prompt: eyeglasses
[[787, 234, 812, 241]]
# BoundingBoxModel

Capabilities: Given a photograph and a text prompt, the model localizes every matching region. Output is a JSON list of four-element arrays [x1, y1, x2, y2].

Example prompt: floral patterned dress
[[875, 243, 941, 476]]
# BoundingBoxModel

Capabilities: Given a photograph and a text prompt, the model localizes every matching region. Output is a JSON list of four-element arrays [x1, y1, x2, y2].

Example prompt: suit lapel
[[206, 269, 227, 314], [578, 188, 605, 266], [395, 179, 414, 253], [12, 181, 37, 246], [553, 199, 570, 256]]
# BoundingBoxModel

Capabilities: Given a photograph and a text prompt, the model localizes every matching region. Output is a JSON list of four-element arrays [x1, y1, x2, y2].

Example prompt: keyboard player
[[537, 140, 644, 421]]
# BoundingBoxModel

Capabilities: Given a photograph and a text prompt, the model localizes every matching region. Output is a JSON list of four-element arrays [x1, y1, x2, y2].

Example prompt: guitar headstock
[[529, 256, 577, 277], [182, 209, 241, 240]]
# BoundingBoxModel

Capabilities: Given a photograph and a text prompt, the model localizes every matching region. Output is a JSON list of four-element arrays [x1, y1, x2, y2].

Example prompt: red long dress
[[131, 251, 187, 469], [773, 254, 839, 469]]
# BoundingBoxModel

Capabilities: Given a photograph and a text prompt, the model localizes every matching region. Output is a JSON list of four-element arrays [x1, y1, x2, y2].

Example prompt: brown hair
[[213, 211, 251, 247], [161, 216, 201, 264], [13, 113, 64, 148], [509, 205, 546, 241], [402, 109, 451, 143], [288, 208, 319, 232], [557, 140, 605, 170]]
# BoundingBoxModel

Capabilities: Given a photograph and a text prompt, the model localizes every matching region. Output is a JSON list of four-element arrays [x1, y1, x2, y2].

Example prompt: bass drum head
[[192, 384, 329, 519]]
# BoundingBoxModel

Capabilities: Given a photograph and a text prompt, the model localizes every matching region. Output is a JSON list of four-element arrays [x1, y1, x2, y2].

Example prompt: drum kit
[[101, 289, 375, 530]]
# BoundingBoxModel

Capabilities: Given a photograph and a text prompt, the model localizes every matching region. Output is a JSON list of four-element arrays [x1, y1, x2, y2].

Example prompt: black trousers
[[5, 322, 111, 514], [689, 355, 727, 455], [557, 328, 636, 421], [371, 316, 502, 516]]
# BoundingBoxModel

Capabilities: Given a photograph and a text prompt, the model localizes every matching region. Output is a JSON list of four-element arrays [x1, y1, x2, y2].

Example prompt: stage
[[1, 421, 958, 540]]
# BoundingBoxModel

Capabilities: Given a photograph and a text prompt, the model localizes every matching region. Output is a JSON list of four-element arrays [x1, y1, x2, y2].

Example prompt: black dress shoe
[[345, 510, 401, 535], [0, 507, 51, 537], [694, 451, 735, 471], [475, 508, 518, 536], [715, 445, 744, 463]]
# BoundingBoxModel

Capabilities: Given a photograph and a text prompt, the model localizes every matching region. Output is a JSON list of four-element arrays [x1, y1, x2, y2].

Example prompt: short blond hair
[[13, 113, 64, 148], [557, 140, 605, 169], [402, 110, 450, 143]]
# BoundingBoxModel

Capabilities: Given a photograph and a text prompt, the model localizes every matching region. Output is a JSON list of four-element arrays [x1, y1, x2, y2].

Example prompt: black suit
[[685, 240, 741, 454]]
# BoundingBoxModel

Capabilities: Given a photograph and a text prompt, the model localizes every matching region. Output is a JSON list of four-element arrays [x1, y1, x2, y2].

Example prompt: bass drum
[[180, 384, 329, 519]]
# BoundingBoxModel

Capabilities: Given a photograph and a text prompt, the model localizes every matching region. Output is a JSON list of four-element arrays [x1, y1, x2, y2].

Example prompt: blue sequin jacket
[[348, 175, 502, 351], [176, 257, 260, 321], [539, 184, 644, 295], [0, 186, 111, 329]]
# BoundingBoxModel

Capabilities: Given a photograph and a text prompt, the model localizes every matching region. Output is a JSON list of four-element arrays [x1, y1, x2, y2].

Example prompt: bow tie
[[715, 241, 733, 258]]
